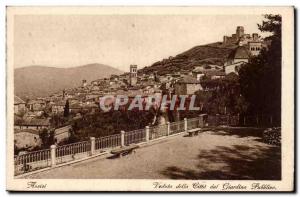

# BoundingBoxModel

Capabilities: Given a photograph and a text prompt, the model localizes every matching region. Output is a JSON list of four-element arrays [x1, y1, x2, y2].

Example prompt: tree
[[68, 128, 79, 143], [198, 73, 244, 115], [64, 99, 70, 117], [50, 113, 67, 127], [239, 14, 281, 125], [48, 129, 56, 145], [68, 109, 156, 141], [39, 128, 56, 148], [39, 128, 49, 148]]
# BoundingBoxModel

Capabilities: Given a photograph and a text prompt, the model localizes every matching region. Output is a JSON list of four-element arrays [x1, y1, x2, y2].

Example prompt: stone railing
[[14, 114, 207, 176]]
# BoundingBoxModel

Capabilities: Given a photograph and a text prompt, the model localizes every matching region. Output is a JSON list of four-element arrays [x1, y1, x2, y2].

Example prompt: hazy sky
[[14, 15, 267, 71]]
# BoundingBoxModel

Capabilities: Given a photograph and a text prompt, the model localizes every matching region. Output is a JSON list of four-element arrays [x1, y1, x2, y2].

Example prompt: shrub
[[263, 127, 281, 146]]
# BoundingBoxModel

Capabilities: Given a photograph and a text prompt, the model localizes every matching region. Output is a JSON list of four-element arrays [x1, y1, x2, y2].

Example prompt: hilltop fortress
[[223, 26, 260, 45], [223, 26, 263, 56]]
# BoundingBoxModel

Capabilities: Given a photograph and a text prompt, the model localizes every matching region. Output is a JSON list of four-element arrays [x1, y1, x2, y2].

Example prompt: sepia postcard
[[6, 6, 294, 191]]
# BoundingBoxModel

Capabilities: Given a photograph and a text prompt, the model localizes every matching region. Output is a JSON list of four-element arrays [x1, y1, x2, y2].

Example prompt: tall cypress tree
[[64, 99, 70, 117]]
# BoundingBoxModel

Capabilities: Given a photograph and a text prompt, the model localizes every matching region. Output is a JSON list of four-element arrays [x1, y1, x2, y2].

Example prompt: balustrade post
[[50, 145, 56, 167], [184, 118, 188, 132], [90, 137, 95, 155], [167, 122, 170, 136], [145, 126, 150, 142], [121, 130, 125, 147]]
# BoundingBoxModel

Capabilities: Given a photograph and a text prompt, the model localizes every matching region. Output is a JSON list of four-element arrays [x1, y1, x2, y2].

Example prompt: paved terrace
[[24, 128, 281, 180]]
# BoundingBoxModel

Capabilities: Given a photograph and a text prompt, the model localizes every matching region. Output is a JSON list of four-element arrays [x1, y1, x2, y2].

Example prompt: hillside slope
[[14, 64, 123, 98], [141, 42, 236, 75]]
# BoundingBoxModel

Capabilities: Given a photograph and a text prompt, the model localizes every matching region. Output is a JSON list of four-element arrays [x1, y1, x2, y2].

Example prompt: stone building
[[226, 45, 251, 65], [248, 41, 263, 56], [224, 44, 252, 75], [225, 61, 246, 75], [28, 100, 46, 112], [174, 75, 202, 95], [54, 125, 71, 144], [51, 101, 65, 114], [14, 96, 26, 114]]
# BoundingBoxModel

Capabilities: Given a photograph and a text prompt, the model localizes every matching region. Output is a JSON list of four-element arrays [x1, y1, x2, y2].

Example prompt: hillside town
[[14, 26, 267, 154]]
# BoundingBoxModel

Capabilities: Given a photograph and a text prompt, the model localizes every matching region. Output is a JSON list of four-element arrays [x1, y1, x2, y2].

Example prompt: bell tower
[[236, 26, 244, 39], [130, 65, 137, 86], [82, 79, 87, 87]]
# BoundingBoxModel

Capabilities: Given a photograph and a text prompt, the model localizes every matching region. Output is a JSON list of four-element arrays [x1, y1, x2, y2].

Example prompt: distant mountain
[[140, 42, 236, 75], [15, 42, 236, 98], [14, 63, 123, 99]]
